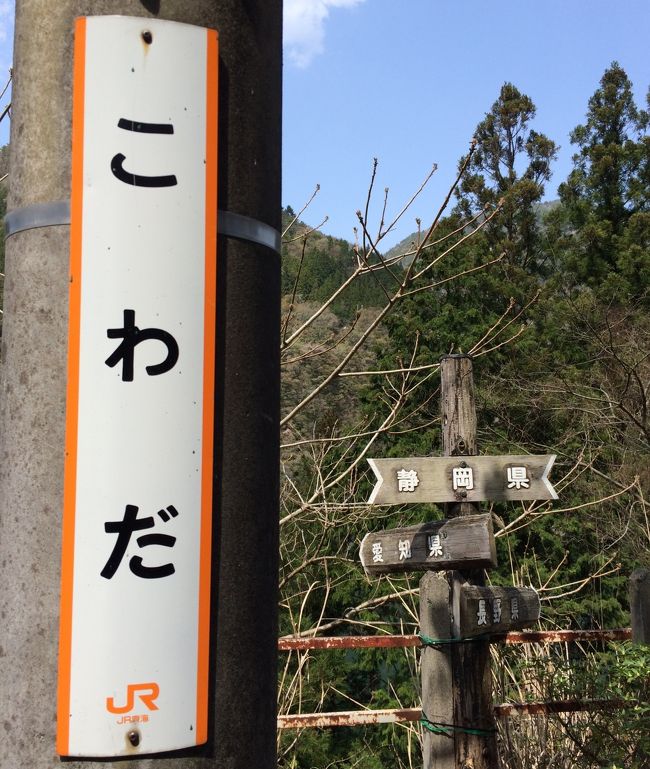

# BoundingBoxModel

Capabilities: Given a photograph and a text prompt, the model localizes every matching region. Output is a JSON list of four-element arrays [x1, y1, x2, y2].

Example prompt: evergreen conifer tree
[[553, 62, 650, 295], [456, 82, 557, 273]]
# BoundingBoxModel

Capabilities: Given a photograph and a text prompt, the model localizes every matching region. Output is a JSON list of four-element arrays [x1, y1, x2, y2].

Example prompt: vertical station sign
[[58, 16, 218, 757]]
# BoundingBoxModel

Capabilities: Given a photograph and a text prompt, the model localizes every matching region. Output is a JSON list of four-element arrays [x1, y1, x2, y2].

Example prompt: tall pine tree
[[362, 84, 558, 457], [456, 82, 557, 273], [553, 62, 650, 295]]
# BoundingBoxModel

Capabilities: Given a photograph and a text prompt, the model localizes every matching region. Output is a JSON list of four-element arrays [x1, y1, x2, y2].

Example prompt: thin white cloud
[[284, 0, 365, 68]]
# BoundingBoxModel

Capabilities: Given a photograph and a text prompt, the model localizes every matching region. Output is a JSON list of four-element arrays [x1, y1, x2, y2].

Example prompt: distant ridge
[[381, 199, 561, 268]]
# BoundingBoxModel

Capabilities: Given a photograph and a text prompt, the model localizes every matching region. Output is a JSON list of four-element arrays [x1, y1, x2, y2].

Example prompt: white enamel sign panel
[[58, 16, 218, 757]]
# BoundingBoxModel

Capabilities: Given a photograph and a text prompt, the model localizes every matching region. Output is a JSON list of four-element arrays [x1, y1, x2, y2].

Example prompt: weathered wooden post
[[420, 571, 455, 769], [630, 568, 650, 644], [438, 355, 498, 769]]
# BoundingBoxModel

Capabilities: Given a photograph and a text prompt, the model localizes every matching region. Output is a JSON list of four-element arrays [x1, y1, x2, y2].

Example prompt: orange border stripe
[[196, 27, 219, 746], [57, 16, 86, 756]]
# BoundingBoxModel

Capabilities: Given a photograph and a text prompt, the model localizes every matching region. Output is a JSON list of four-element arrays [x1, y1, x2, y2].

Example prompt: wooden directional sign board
[[368, 455, 557, 505], [453, 584, 541, 638], [58, 17, 218, 758], [360, 514, 496, 576]]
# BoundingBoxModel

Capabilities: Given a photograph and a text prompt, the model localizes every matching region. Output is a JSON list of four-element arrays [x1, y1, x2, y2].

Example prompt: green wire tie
[[420, 714, 496, 738], [419, 632, 491, 646]]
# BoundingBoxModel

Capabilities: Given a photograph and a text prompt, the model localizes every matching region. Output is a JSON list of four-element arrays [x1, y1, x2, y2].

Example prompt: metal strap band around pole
[[4, 201, 71, 237], [218, 210, 281, 253], [5, 202, 282, 253]]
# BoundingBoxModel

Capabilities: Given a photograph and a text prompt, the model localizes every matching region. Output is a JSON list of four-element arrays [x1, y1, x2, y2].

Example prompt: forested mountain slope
[[279, 63, 650, 769]]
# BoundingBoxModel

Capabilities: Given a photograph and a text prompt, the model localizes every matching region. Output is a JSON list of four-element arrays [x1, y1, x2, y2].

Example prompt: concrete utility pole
[[0, 2, 281, 768]]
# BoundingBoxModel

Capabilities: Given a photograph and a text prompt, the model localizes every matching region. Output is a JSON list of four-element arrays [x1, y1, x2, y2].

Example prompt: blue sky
[[0, 2, 648, 247], [0, 0, 12, 145], [284, 0, 649, 246]]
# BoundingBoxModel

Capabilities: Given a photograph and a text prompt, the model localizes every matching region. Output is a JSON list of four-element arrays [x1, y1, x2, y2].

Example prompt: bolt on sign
[[367, 455, 557, 505], [57, 17, 218, 757]]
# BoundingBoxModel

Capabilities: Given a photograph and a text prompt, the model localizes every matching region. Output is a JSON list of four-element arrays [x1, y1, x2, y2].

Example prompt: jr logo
[[106, 682, 160, 714]]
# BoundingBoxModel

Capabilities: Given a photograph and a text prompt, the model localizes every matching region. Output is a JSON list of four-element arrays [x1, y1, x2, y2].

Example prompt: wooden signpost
[[359, 355, 558, 769], [453, 584, 541, 638], [368, 454, 557, 505], [360, 514, 496, 575]]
